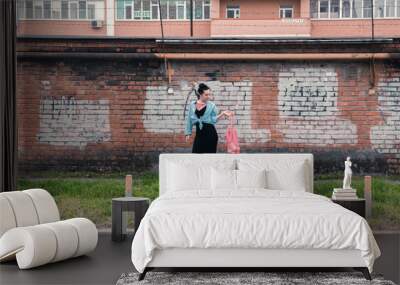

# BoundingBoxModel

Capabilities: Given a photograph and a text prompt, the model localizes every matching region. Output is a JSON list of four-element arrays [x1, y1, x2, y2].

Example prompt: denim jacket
[[185, 100, 219, 135]]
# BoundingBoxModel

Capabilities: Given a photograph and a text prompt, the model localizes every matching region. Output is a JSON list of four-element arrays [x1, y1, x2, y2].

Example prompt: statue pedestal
[[332, 188, 358, 200], [334, 188, 356, 192]]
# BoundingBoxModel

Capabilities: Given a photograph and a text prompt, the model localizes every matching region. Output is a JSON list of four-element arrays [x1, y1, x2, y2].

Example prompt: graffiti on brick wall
[[370, 76, 400, 159], [38, 96, 111, 147], [142, 80, 271, 143], [277, 67, 358, 146]]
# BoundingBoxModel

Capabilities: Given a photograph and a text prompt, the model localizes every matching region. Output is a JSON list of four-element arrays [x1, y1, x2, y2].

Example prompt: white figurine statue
[[343, 156, 352, 189]]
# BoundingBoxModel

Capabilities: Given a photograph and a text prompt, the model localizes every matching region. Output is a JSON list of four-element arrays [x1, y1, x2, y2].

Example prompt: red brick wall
[[16, 57, 400, 174]]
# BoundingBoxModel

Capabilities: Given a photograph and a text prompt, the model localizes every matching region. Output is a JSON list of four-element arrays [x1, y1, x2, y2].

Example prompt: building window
[[352, 0, 362, 17], [116, 0, 211, 20], [177, 0, 185, 19], [70, 1, 78, 19], [280, 4, 293, 18], [226, 4, 240, 18], [143, 0, 151, 19], [398, 0, 400, 17], [194, 0, 202, 19], [17, 0, 25, 19], [311, 0, 400, 18], [25, 0, 33, 18], [375, 0, 385, 16], [88, 3, 95, 19], [185, 0, 190, 18], [319, 0, 329, 18], [34, 0, 43, 19], [151, 0, 159, 19], [187, 0, 210, 19], [386, 0, 395, 16], [43, 0, 51, 18], [61, 0, 68, 18], [79, 0, 87, 19], [311, 0, 318, 17], [160, 0, 168, 18], [330, 0, 340, 17], [204, 0, 210, 18], [169, 0, 176, 19], [52, 0, 61, 18], [342, 0, 351, 17], [117, 0, 124, 18], [363, 0, 371, 17], [134, 0, 141, 19], [17, 0, 99, 20], [125, 1, 133, 19]]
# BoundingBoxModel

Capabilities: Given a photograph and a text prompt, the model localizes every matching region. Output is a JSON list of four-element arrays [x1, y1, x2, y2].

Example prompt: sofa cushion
[[23, 189, 60, 224], [0, 226, 57, 269], [64, 218, 98, 257], [0, 192, 39, 227], [0, 189, 61, 239], [0, 218, 98, 269], [42, 221, 79, 262], [0, 196, 17, 238]]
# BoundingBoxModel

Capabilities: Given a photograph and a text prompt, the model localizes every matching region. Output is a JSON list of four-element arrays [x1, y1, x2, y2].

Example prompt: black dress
[[192, 105, 218, 153]]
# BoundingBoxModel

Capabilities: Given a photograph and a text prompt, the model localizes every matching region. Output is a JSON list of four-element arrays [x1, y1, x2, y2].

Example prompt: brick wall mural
[[370, 73, 400, 168], [277, 67, 357, 146], [38, 96, 111, 148], [142, 80, 271, 143], [16, 59, 400, 173]]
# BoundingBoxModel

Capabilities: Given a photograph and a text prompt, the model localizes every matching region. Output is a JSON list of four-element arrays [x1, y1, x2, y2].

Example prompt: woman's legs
[[192, 135, 201, 153], [210, 128, 218, 153], [192, 124, 218, 153]]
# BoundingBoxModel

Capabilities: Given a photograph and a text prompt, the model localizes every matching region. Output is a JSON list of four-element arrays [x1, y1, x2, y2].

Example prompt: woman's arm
[[212, 105, 228, 123], [215, 107, 232, 122], [216, 112, 225, 121], [184, 105, 192, 136]]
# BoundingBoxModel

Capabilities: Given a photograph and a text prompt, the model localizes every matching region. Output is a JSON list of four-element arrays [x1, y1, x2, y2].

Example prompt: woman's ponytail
[[197, 83, 210, 99]]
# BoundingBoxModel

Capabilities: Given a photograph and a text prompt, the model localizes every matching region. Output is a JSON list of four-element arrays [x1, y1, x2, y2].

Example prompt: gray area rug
[[116, 271, 396, 285]]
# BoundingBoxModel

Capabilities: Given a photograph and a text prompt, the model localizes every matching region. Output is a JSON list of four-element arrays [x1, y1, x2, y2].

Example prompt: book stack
[[332, 188, 358, 200]]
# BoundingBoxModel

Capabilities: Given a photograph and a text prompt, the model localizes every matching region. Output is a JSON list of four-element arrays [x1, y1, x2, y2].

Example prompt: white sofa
[[0, 188, 98, 269]]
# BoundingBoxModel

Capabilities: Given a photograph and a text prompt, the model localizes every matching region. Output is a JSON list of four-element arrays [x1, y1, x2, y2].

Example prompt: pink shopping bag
[[226, 115, 240, 154]]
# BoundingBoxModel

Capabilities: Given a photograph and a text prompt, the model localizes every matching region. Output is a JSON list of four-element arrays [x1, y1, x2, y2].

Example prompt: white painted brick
[[37, 97, 111, 148], [142, 80, 271, 143], [277, 66, 357, 145], [371, 76, 400, 159]]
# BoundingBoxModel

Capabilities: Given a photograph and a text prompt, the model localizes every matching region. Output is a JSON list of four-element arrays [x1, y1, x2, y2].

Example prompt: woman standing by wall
[[185, 83, 232, 153]]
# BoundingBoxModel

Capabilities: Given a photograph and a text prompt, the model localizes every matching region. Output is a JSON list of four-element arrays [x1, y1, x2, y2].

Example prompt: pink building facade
[[16, 0, 400, 38]]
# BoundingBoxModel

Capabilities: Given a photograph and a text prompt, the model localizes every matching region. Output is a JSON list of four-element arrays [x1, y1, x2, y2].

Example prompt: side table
[[332, 198, 366, 218], [112, 197, 150, 242]]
